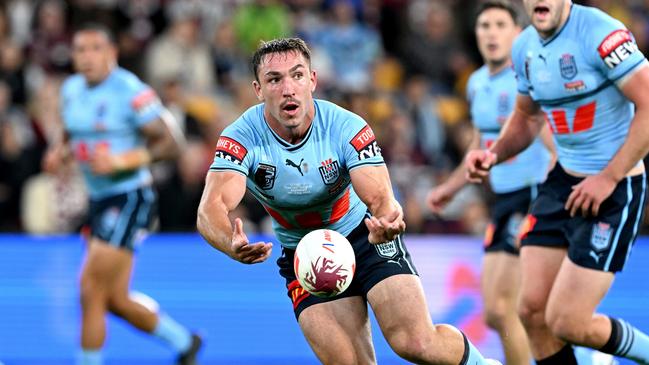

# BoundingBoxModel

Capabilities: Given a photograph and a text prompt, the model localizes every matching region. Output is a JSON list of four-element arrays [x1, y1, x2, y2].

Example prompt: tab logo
[[350, 125, 381, 160], [215, 136, 247, 165]]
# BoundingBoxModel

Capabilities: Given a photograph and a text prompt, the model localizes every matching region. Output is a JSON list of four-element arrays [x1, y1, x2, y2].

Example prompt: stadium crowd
[[1, 0, 648, 236]]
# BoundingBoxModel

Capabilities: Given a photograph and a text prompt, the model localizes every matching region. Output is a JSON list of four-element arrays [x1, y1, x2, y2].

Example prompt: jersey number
[[544, 101, 596, 134]]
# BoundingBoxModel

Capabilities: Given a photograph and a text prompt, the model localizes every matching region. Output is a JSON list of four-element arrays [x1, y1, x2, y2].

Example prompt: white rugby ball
[[294, 229, 356, 298]]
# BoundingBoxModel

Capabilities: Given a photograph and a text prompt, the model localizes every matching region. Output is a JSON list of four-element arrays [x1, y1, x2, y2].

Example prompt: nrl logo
[[319, 159, 340, 185]]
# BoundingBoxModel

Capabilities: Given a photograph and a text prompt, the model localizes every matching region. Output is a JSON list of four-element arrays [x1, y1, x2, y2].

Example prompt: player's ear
[[252, 80, 264, 101], [310, 70, 317, 93]]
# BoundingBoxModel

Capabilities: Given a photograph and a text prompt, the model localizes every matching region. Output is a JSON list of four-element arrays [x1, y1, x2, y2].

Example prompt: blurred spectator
[[0, 81, 42, 230], [232, 0, 292, 55], [0, 40, 27, 105], [27, 0, 71, 76], [314, 0, 382, 92], [399, 0, 470, 93], [146, 8, 215, 94]]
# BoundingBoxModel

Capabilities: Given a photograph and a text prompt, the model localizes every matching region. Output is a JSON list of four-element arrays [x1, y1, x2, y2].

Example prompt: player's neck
[[266, 109, 315, 145], [486, 59, 511, 75], [537, 2, 572, 40]]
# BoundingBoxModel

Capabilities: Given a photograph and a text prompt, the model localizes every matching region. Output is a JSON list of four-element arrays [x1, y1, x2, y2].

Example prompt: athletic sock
[[536, 344, 578, 365], [77, 348, 102, 365], [600, 317, 649, 364], [460, 332, 491, 365], [152, 312, 192, 353]]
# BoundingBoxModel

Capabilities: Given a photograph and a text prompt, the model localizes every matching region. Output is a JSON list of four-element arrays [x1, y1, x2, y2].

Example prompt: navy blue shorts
[[277, 217, 418, 320], [484, 185, 539, 255], [520, 164, 646, 272], [87, 186, 157, 251]]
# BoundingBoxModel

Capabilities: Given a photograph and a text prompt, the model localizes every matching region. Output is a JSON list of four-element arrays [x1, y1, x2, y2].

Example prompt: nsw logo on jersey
[[131, 88, 161, 116], [350, 125, 381, 160], [559, 53, 578, 80], [215, 136, 247, 165], [319, 158, 340, 185], [598, 29, 639, 69]]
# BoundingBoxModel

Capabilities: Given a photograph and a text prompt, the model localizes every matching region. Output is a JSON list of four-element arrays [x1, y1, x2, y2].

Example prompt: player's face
[[72, 31, 117, 84], [523, 0, 570, 38], [253, 51, 317, 132], [475, 8, 520, 66]]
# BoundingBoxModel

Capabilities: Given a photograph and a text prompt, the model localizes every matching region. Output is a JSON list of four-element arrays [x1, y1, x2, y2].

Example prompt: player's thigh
[[518, 246, 566, 314], [481, 252, 521, 308], [81, 238, 134, 291], [298, 296, 375, 365], [546, 259, 613, 327], [368, 274, 434, 342]]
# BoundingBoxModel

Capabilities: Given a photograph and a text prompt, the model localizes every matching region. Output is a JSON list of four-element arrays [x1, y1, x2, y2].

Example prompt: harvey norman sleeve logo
[[350, 125, 381, 160], [215, 136, 247, 165], [598, 29, 639, 69]]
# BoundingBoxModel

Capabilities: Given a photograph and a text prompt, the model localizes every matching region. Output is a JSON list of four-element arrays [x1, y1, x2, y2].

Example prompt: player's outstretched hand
[[427, 184, 454, 214], [230, 217, 273, 264], [465, 149, 497, 183], [364, 208, 406, 244], [565, 173, 617, 218]]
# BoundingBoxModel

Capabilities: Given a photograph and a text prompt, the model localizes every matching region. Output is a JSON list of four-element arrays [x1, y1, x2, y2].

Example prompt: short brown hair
[[475, 0, 520, 26], [251, 38, 312, 82]]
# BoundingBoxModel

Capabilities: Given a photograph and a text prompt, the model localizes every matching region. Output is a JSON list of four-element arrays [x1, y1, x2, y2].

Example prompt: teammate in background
[[43, 24, 202, 365], [197, 37, 500, 365], [428, 1, 553, 363], [465, 1, 649, 364]]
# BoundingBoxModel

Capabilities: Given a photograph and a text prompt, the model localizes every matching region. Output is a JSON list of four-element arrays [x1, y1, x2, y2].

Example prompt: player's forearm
[[490, 112, 543, 164], [601, 108, 649, 182], [196, 201, 235, 257]]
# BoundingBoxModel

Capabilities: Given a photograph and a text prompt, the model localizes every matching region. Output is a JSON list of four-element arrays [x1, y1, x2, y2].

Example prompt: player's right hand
[[465, 149, 497, 183], [229, 217, 273, 264], [426, 185, 454, 214], [42, 145, 66, 174]]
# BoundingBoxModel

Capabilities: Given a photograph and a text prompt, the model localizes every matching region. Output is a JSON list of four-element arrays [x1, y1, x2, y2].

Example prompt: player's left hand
[[565, 173, 617, 217], [364, 209, 406, 244]]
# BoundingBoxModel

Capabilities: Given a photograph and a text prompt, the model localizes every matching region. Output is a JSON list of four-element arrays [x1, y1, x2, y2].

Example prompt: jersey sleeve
[[128, 82, 164, 127], [584, 10, 647, 82], [209, 120, 253, 176], [511, 33, 532, 95], [340, 114, 385, 171]]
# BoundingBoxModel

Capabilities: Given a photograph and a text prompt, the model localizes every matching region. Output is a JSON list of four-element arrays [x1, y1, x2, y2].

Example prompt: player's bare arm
[[350, 164, 405, 244], [427, 128, 480, 213], [89, 117, 180, 175], [43, 130, 72, 173], [197, 171, 273, 264], [466, 94, 545, 182], [566, 64, 649, 217]]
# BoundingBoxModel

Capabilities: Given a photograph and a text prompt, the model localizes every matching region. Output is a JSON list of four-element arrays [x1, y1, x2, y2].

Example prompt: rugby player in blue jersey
[[428, 2, 554, 364], [466, 1, 649, 364], [44, 24, 201, 365], [197, 37, 500, 365]]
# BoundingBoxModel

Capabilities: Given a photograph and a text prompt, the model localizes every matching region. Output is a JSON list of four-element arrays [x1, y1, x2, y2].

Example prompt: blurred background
[[0, 0, 648, 364]]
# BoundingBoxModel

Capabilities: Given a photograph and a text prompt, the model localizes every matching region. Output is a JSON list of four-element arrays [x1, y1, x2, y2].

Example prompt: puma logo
[[286, 158, 304, 176]]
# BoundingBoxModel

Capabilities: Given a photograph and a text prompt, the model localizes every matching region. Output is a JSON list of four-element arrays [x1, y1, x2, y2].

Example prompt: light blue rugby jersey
[[512, 4, 647, 174], [209, 99, 384, 249], [61, 67, 163, 198], [468, 65, 550, 193]]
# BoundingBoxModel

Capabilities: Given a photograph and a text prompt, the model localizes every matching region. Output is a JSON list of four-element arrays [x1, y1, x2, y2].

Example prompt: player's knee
[[517, 297, 546, 328], [484, 303, 510, 332], [385, 328, 432, 362], [546, 312, 586, 343], [107, 295, 129, 317]]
